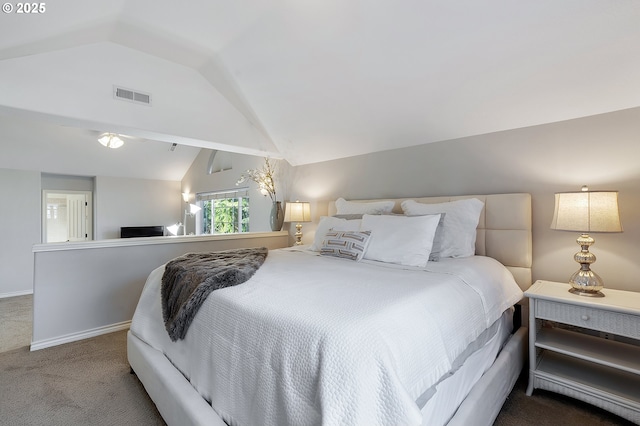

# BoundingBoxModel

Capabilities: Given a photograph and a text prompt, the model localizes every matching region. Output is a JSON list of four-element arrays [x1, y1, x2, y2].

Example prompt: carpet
[[496, 374, 633, 426], [0, 331, 165, 426], [0, 294, 32, 353]]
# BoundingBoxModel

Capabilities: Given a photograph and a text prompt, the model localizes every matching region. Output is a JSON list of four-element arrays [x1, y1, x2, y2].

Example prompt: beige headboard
[[328, 193, 532, 291]]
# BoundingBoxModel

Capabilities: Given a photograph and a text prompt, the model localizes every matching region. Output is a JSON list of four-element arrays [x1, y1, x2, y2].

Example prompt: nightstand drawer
[[536, 300, 640, 339]]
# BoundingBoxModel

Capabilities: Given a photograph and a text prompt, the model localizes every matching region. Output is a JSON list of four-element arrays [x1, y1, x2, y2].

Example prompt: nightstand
[[525, 280, 640, 424]]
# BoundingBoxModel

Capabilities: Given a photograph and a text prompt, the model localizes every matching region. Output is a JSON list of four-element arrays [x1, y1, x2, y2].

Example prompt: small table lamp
[[284, 201, 311, 245], [550, 185, 622, 297]]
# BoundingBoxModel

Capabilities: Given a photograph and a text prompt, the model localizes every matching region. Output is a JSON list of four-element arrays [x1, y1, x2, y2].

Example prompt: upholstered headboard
[[328, 193, 532, 291]]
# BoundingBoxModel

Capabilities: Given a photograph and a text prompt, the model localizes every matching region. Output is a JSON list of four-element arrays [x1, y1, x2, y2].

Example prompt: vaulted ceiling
[[1, 1, 639, 180]]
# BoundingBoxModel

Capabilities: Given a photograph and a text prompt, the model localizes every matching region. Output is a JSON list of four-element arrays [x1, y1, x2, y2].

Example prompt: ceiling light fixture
[[98, 133, 124, 149]]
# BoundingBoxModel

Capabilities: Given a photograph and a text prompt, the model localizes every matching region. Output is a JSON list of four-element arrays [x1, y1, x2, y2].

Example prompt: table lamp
[[284, 201, 311, 245], [550, 185, 622, 297]]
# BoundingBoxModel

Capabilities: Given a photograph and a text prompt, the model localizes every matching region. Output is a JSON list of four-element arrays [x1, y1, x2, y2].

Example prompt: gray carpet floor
[[0, 330, 165, 426], [0, 294, 32, 352], [496, 375, 633, 426], [0, 295, 634, 425]]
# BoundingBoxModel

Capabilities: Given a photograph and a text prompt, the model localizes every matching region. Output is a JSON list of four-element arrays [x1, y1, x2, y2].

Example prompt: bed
[[128, 193, 532, 426]]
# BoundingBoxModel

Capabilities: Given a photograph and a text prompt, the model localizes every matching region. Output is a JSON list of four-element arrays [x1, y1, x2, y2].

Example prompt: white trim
[[0, 289, 33, 299], [33, 231, 288, 252], [30, 320, 131, 351]]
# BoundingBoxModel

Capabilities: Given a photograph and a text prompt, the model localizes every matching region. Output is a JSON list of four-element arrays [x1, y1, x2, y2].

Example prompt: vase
[[270, 201, 284, 231]]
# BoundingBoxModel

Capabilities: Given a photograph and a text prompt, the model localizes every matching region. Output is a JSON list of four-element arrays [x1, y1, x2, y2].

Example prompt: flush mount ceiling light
[[98, 132, 124, 149]]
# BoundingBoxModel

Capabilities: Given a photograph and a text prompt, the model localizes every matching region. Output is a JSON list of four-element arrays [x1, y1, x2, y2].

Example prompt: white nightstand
[[525, 280, 640, 424]]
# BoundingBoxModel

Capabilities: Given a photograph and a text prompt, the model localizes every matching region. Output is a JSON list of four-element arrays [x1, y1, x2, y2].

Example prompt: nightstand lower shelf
[[532, 351, 640, 424]]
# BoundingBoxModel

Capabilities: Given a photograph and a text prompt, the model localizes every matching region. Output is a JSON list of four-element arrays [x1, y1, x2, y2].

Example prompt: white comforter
[[130, 248, 523, 426]]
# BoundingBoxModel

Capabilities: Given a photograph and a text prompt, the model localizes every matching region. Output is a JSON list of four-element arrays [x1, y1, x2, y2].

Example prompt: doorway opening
[[42, 190, 93, 243]]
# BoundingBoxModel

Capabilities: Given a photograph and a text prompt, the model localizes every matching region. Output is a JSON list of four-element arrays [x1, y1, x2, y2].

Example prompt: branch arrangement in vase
[[236, 158, 277, 201]]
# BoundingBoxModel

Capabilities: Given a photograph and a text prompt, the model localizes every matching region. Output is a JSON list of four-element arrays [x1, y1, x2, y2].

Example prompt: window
[[196, 189, 249, 234]]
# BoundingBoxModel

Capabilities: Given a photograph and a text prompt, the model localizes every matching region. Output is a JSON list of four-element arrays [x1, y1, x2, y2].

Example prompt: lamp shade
[[167, 223, 181, 236], [550, 189, 622, 233], [284, 201, 311, 223]]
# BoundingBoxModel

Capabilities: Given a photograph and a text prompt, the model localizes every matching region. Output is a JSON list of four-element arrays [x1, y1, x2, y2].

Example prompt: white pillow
[[361, 214, 441, 267], [401, 198, 484, 258], [335, 198, 395, 215], [427, 212, 446, 262], [309, 216, 362, 251]]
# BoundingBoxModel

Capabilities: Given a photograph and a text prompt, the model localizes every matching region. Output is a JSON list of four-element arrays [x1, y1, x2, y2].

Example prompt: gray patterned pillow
[[320, 230, 372, 261]]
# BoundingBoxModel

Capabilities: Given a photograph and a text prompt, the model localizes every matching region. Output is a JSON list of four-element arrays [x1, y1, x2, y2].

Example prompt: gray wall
[[0, 169, 41, 297], [41, 173, 94, 192], [288, 107, 640, 292], [95, 176, 181, 240]]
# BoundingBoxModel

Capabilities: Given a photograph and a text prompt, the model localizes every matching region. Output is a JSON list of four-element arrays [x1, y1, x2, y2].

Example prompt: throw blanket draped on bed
[[161, 247, 268, 341]]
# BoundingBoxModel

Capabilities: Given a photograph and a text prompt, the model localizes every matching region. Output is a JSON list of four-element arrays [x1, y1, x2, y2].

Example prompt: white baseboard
[[30, 320, 131, 351], [0, 289, 33, 299]]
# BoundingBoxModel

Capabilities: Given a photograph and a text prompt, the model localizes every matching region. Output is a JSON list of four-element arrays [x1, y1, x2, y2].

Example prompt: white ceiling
[[1, 1, 640, 180]]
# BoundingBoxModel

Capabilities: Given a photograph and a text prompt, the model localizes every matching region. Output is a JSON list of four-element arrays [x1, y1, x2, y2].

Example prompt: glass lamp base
[[568, 287, 604, 297], [569, 269, 605, 298]]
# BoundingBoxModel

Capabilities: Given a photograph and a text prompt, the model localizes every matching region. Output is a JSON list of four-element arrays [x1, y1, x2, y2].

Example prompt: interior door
[[66, 193, 88, 242]]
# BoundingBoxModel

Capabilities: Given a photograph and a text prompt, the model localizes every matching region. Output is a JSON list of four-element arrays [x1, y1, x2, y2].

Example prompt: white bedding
[[130, 248, 523, 426], [419, 309, 512, 425]]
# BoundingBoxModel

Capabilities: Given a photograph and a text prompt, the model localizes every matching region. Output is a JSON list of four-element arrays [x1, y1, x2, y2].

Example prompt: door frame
[[42, 190, 93, 243]]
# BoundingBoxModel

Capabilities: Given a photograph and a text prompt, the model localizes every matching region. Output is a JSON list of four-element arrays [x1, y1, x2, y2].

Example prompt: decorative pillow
[[401, 198, 484, 258], [335, 198, 395, 215], [309, 216, 362, 251], [361, 214, 441, 267], [320, 230, 372, 261]]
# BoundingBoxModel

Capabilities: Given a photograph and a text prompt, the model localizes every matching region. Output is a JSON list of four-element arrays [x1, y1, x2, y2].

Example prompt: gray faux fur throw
[[161, 247, 269, 341]]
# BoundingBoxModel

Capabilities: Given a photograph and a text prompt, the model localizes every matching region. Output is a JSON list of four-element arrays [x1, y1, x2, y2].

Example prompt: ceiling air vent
[[113, 86, 152, 106]]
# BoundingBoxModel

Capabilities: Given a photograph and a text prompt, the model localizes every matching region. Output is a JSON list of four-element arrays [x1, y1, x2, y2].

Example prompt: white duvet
[[130, 248, 523, 426]]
